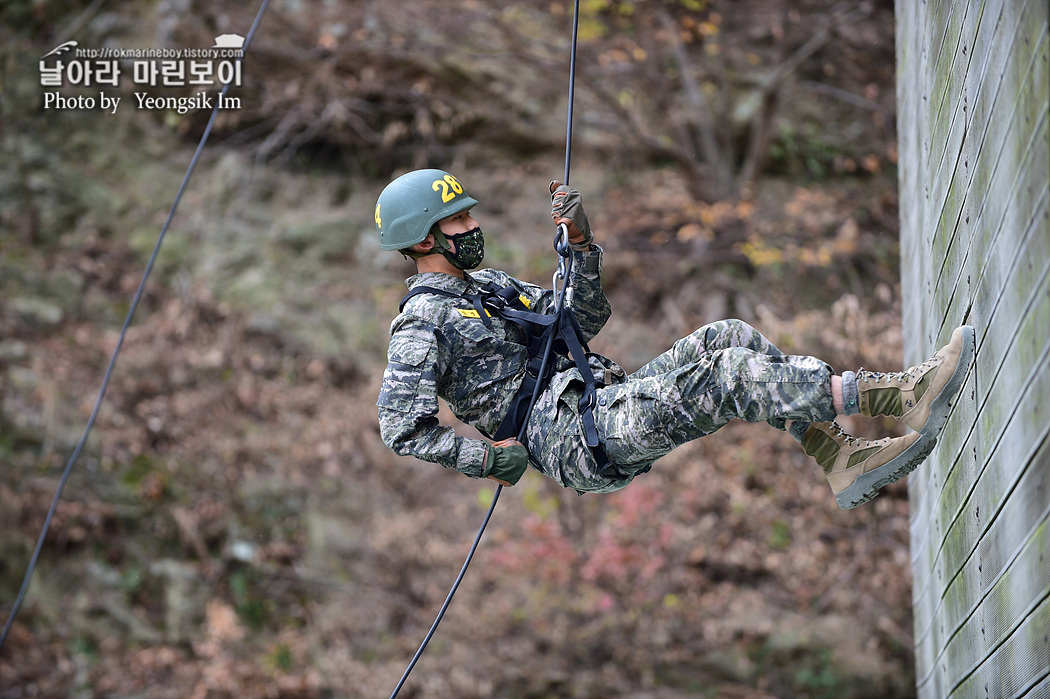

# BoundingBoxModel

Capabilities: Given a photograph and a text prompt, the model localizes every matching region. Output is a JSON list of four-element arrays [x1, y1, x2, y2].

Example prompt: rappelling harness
[[396, 236, 612, 477]]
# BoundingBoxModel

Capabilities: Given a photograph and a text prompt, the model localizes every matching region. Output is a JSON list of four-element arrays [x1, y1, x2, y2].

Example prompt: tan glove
[[550, 181, 593, 249]]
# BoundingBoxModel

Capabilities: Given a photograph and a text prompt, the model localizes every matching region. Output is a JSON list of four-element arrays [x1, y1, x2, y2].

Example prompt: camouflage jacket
[[377, 246, 610, 478]]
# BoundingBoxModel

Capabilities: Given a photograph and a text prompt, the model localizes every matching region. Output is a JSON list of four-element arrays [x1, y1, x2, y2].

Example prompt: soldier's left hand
[[483, 438, 529, 486], [550, 181, 593, 249]]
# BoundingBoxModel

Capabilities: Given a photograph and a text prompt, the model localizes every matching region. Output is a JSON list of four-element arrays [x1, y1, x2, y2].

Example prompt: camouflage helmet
[[374, 169, 479, 251]]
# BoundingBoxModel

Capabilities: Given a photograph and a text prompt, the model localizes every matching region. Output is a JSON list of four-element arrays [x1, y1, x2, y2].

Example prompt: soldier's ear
[[413, 233, 436, 253]]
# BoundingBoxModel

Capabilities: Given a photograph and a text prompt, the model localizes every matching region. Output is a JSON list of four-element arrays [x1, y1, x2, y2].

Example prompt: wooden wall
[[895, 0, 1049, 697]]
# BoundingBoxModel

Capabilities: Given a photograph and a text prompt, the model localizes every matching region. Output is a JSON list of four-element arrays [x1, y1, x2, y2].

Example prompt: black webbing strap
[[399, 282, 611, 473]]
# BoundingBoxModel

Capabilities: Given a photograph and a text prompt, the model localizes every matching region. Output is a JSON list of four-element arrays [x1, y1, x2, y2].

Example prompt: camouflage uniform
[[378, 246, 836, 494]]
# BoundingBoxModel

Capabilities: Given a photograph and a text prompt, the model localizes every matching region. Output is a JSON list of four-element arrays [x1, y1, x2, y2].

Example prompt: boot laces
[[860, 351, 942, 385], [830, 421, 862, 447], [859, 367, 915, 385], [830, 421, 884, 449]]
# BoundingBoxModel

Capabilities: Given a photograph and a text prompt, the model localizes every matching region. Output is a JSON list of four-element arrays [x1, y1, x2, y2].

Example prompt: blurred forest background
[[1, 0, 913, 697]]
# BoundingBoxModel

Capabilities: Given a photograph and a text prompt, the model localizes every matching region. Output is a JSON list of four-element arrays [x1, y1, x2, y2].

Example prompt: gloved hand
[[550, 181, 593, 249], [482, 438, 529, 486]]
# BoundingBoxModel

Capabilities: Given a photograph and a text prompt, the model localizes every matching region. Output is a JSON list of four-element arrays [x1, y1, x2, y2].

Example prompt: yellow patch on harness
[[456, 295, 530, 318], [457, 308, 492, 319]]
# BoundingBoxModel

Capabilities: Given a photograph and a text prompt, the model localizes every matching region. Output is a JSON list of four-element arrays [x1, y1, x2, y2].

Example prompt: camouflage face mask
[[441, 227, 485, 270]]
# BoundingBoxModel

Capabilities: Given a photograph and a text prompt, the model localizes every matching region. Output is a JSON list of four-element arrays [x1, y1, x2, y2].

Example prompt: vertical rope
[[563, 0, 581, 185], [0, 0, 273, 652]]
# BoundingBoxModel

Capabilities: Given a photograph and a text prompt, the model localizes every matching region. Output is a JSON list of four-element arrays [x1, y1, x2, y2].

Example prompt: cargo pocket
[[377, 339, 434, 415], [596, 383, 675, 468]]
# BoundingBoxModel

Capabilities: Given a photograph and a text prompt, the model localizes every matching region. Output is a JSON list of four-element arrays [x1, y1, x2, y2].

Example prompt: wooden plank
[[962, 0, 1028, 235], [928, 0, 1024, 295], [925, 1, 957, 124], [933, 43, 1050, 331], [1020, 672, 1050, 698], [928, 1, 978, 227], [898, 0, 936, 364], [962, 0, 1009, 138], [933, 444, 1050, 694], [941, 106, 1050, 343], [924, 335, 1050, 681], [962, 33, 1050, 334], [949, 593, 1050, 699]]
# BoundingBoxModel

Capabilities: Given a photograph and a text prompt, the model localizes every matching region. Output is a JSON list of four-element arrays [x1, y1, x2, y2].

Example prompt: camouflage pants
[[524, 319, 835, 493]]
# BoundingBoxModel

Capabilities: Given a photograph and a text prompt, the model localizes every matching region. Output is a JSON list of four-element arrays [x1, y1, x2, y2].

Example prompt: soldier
[[375, 169, 974, 509]]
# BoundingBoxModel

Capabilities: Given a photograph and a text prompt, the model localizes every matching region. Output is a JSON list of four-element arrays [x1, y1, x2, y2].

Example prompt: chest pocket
[[377, 339, 434, 414], [447, 310, 526, 390]]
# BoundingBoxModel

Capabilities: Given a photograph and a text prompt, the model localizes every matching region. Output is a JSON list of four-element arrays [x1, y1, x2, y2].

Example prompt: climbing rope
[[0, 0, 274, 652], [387, 2, 582, 696]]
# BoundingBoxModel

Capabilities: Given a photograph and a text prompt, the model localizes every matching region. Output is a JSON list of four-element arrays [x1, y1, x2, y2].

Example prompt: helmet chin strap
[[400, 228, 452, 261]]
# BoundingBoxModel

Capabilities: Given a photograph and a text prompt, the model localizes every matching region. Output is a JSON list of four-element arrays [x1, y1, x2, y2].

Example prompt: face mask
[[440, 227, 485, 270]]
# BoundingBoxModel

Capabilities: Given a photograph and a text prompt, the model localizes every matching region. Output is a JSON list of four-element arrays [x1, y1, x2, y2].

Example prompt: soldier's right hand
[[483, 439, 529, 486], [550, 181, 593, 249]]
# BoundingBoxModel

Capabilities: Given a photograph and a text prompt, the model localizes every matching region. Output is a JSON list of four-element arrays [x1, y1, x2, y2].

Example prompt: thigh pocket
[[597, 384, 674, 467]]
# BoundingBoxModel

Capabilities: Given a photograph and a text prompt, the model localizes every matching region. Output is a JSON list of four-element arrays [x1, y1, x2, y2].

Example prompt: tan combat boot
[[802, 422, 934, 509], [857, 325, 975, 437]]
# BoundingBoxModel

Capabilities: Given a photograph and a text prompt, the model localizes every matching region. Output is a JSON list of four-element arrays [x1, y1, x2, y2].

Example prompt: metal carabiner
[[552, 223, 573, 310]]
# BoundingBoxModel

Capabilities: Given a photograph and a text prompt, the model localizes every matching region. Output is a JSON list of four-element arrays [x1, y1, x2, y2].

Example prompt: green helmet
[[374, 169, 479, 251]]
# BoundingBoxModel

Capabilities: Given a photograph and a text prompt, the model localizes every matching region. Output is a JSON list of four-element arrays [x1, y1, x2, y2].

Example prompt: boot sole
[[917, 325, 975, 438], [836, 433, 937, 510]]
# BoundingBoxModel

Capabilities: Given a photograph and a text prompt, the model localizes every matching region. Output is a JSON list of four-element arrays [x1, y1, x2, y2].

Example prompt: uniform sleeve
[[566, 244, 611, 342], [505, 245, 610, 342], [376, 314, 491, 478]]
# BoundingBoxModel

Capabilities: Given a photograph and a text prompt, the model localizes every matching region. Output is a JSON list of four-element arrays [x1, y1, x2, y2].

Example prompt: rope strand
[[0, 0, 273, 651], [563, 0, 580, 185]]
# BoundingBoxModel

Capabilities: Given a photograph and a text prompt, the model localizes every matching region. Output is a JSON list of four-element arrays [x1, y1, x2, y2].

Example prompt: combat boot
[[802, 422, 934, 509], [857, 325, 975, 437]]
